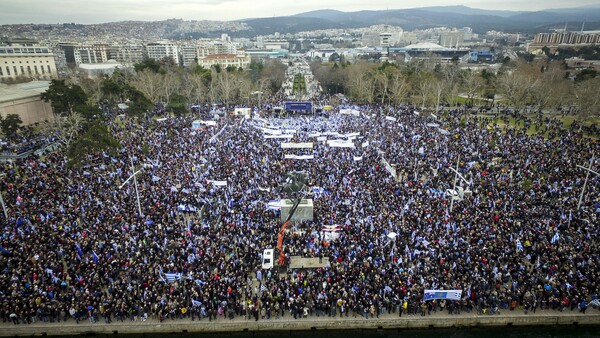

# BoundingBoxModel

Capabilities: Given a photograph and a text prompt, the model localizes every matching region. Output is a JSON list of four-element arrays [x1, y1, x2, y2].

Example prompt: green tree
[[574, 69, 597, 83], [167, 94, 188, 116], [66, 120, 121, 168], [41, 79, 88, 116], [124, 85, 152, 117], [134, 58, 161, 73], [0, 114, 23, 140]]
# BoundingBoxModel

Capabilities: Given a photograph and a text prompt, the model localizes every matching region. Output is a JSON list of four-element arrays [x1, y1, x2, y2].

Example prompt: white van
[[262, 249, 274, 269]]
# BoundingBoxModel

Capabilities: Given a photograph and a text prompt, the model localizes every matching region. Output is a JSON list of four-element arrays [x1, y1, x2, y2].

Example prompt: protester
[[0, 101, 598, 326]]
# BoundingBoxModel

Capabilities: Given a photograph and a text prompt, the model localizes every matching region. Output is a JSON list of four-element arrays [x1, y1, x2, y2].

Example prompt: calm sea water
[[78, 326, 599, 338]]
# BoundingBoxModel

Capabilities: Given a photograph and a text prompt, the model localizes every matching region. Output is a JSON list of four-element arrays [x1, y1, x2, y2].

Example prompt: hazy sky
[[1, 0, 598, 24]]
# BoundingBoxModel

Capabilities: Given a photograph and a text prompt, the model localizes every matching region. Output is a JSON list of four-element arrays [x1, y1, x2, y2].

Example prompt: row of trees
[[311, 58, 600, 118], [38, 58, 288, 166], [70, 58, 287, 114]]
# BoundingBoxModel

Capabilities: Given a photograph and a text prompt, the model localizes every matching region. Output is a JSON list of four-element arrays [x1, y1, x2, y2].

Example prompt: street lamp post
[[119, 157, 143, 217], [449, 155, 460, 213], [0, 173, 8, 220], [0, 186, 7, 220], [577, 155, 598, 210]]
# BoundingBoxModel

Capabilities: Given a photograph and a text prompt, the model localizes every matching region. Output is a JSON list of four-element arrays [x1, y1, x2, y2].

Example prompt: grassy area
[[470, 113, 600, 139], [452, 96, 491, 106]]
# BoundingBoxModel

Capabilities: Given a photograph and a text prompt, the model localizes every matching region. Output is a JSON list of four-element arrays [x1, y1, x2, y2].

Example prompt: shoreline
[[1, 310, 598, 336]]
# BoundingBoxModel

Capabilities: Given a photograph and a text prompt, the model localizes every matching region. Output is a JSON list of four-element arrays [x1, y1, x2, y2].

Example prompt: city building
[[469, 50, 495, 63], [78, 60, 125, 78], [391, 42, 469, 63], [180, 44, 199, 67], [0, 81, 54, 125], [245, 49, 289, 59], [146, 41, 180, 66], [198, 52, 251, 69], [439, 30, 465, 48], [0, 43, 58, 82], [74, 44, 110, 65], [533, 31, 600, 45], [109, 44, 146, 65]]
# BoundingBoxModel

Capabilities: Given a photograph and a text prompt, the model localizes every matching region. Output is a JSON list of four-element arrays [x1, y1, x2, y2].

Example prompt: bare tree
[[574, 77, 600, 120], [461, 69, 482, 106], [130, 69, 162, 104], [40, 112, 85, 147], [388, 69, 409, 106]]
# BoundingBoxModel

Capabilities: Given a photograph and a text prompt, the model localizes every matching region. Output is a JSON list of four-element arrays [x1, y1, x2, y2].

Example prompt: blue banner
[[423, 289, 462, 301]]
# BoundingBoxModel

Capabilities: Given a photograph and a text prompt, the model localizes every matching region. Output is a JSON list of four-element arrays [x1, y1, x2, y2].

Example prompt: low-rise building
[[198, 52, 251, 69], [0, 44, 58, 82], [0, 81, 54, 125]]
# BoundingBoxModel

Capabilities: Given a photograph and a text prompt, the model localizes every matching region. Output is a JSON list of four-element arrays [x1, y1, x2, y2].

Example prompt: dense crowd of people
[[0, 102, 598, 325]]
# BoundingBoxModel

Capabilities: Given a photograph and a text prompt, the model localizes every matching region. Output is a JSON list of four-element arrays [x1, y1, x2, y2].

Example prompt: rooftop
[[0, 81, 50, 104]]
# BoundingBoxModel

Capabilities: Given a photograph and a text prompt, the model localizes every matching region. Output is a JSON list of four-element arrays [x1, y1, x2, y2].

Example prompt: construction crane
[[275, 172, 307, 267], [276, 196, 304, 266]]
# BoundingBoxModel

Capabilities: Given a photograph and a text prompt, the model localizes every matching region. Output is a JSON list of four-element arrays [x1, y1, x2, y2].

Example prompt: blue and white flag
[[92, 251, 99, 263], [192, 299, 202, 307], [75, 243, 83, 257], [266, 200, 282, 210], [516, 239, 524, 252], [423, 289, 462, 301], [551, 232, 560, 244], [165, 272, 182, 283]]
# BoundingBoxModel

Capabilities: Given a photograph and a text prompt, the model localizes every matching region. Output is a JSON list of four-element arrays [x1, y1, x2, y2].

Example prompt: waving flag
[[165, 272, 182, 283], [75, 243, 83, 257], [516, 239, 524, 252]]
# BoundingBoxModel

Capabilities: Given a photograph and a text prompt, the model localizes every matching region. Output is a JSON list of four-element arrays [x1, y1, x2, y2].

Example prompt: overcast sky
[[1, 0, 598, 24]]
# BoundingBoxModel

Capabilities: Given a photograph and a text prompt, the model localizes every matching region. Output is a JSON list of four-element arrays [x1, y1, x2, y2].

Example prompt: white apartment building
[[0, 44, 58, 81], [146, 41, 180, 66], [180, 44, 200, 67], [74, 44, 110, 65], [109, 44, 146, 65]]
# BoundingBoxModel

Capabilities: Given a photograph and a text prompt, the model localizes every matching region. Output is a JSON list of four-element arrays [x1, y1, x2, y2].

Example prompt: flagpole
[[131, 156, 143, 218], [450, 155, 460, 213], [577, 155, 597, 210]]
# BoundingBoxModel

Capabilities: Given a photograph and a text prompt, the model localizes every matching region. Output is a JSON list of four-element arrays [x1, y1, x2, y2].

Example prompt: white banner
[[327, 140, 355, 148], [317, 136, 327, 142], [264, 134, 294, 139], [385, 116, 397, 122], [284, 154, 315, 160], [353, 156, 363, 161], [339, 108, 360, 116], [262, 128, 282, 135], [362, 141, 369, 148], [281, 142, 313, 149], [207, 180, 227, 186]]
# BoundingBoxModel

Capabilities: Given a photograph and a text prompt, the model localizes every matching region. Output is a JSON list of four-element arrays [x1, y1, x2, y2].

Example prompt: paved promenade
[[1, 309, 598, 337]]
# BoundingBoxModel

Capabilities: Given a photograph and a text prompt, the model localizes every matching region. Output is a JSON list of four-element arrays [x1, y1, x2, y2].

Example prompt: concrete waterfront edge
[[1, 313, 599, 337]]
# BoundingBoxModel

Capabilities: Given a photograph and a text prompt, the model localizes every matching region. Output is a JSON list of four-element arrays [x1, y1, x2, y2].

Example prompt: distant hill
[[240, 5, 600, 35], [2, 5, 599, 40]]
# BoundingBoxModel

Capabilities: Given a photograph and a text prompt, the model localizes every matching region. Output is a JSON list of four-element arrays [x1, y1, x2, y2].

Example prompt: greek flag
[[165, 272, 182, 283], [266, 200, 282, 210], [423, 289, 462, 301], [92, 251, 99, 263], [516, 239, 524, 252], [75, 243, 83, 257], [192, 299, 202, 307], [551, 232, 560, 244]]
